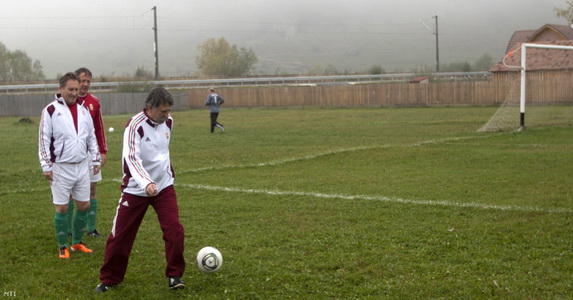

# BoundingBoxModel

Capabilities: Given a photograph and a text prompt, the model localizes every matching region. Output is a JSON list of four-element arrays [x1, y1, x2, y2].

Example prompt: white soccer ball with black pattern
[[196, 246, 223, 274]]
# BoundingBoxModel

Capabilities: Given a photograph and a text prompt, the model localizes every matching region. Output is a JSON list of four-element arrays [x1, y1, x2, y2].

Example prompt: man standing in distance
[[39, 72, 101, 258], [96, 87, 185, 292], [67, 67, 108, 238], [205, 88, 225, 133]]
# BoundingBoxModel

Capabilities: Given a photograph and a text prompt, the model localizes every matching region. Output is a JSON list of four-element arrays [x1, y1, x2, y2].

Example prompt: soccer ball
[[108, 127, 114, 133], [196, 246, 223, 274]]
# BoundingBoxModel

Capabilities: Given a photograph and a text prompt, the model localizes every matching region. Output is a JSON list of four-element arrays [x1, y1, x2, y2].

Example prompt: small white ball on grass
[[196, 246, 223, 273]]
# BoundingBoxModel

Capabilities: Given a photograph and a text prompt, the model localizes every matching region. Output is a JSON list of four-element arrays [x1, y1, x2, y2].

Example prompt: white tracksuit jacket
[[121, 110, 174, 197], [38, 94, 101, 172]]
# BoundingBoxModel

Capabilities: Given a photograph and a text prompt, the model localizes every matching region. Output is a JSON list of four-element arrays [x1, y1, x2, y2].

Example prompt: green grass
[[1, 106, 572, 299]]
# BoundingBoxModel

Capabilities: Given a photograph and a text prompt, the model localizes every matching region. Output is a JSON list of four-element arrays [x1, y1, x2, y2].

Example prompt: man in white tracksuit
[[38, 72, 101, 259], [96, 87, 185, 293]]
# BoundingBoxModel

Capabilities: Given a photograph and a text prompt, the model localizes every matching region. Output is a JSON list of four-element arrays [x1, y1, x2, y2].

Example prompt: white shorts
[[50, 160, 90, 205], [90, 164, 102, 183]]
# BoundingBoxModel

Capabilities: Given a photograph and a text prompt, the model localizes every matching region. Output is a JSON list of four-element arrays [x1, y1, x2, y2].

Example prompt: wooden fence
[[1, 71, 571, 117], [0, 92, 190, 117], [188, 70, 573, 109]]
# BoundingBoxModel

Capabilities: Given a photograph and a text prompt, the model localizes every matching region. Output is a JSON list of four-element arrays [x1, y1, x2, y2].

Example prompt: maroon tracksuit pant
[[100, 185, 185, 286]]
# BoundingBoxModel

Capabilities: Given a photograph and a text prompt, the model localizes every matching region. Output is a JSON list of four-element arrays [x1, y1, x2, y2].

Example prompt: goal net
[[478, 42, 573, 132], [477, 73, 520, 132]]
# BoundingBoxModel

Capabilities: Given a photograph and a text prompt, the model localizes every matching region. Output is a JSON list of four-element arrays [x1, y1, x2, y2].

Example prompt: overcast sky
[[0, 0, 567, 79]]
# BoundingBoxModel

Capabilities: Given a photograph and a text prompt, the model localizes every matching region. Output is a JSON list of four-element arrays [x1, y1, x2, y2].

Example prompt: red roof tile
[[490, 40, 573, 72], [506, 30, 536, 53], [531, 24, 573, 41], [505, 24, 573, 53]]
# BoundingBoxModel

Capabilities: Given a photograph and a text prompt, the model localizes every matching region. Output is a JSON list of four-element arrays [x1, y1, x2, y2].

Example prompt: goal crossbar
[[519, 43, 573, 127]]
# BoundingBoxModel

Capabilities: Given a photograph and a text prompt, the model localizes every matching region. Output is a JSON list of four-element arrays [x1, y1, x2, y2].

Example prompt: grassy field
[[0, 106, 572, 299]]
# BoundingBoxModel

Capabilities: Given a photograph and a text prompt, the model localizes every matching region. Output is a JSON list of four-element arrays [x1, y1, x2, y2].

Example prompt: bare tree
[[554, 0, 573, 26]]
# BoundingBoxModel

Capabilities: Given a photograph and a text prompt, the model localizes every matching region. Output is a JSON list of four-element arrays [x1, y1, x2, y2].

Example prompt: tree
[[308, 64, 324, 75], [324, 64, 338, 75], [554, 0, 573, 25], [0, 42, 45, 82], [441, 61, 472, 72], [474, 53, 494, 71], [134, 66, 153, 80], [195, 37, 258, 77], [368, 64, 385, 75]]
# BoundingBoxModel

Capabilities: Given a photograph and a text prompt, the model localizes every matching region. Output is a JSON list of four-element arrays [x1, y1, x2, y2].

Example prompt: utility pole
[[433, 15, 439, 72], [152, 6, 159, 80]]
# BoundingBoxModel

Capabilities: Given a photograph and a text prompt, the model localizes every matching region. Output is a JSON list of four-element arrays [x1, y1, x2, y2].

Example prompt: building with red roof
[[491, 24, 573, 75]]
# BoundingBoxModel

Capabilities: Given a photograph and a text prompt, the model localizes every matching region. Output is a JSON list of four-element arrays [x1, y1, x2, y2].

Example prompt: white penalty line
[[179, 183, 572, 214], [181, 133, 507, 174], [12, 181, 568, 213]]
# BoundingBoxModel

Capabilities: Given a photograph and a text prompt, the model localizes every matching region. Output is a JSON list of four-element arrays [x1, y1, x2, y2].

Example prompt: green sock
[[72, 209, 88, 245], [87, 198, 97, 232], [67, 200, 75, 235], [54, 212, 69, 247]]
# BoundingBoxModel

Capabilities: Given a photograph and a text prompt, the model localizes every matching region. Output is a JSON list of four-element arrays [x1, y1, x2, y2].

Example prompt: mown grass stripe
[[180, 183, 572, 214], [179, 133, 508, 174]]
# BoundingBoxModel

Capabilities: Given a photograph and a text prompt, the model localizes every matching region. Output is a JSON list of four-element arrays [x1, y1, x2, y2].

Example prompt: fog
[[0, 0, 566, 79]]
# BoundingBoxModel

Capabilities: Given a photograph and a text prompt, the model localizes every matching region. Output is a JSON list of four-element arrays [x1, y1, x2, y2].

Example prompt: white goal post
[[518, 43, 573, 128]]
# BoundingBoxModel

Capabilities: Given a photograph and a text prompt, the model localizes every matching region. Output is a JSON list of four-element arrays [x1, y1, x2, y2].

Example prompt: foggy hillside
[[0, 0, 567, 78]]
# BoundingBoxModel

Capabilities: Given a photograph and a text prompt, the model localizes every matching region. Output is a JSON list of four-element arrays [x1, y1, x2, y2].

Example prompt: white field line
[[176, 132, 571, 214], [12, 179, 568, 213], [20, 133, 564, 213], [180, 183, 573, 214], [180, 133, 506, 174]]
